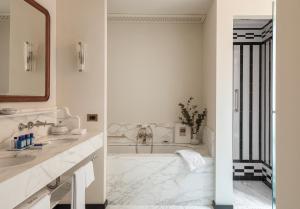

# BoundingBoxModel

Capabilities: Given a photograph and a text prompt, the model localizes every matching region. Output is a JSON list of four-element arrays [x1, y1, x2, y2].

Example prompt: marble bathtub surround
[[107, 154, 214, 206], [108, 143, 210, 157], [108, 123, 174, 144], [108, 123, 208, 144], [0, 132, 103, 209]]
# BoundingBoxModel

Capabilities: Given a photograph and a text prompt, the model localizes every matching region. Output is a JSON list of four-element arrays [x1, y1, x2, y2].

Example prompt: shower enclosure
[[232, 18, 275, 208]]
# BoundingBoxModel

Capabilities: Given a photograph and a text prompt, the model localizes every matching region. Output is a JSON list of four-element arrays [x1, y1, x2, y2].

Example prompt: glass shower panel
[[271, 1, 277, 209]]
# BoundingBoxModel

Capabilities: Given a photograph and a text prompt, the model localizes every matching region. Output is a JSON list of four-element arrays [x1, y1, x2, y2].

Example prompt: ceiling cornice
[[108, 14, 206, 24]]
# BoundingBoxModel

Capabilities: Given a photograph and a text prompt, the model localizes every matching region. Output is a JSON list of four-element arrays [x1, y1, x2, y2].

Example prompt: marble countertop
[[0, 131, 103, 209]]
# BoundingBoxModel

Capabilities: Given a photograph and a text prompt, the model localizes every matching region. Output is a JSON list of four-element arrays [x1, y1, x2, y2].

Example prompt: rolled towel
[[176, 149, 206, 172]]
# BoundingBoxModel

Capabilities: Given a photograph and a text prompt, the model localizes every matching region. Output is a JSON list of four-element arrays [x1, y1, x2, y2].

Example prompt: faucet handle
[[27, 121, 34, 130], [18, 123, 28, 131]]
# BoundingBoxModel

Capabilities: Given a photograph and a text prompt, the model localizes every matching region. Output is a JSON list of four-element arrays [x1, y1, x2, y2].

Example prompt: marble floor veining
[[107, 206, 212, 209], [107, 181, 272, 209]]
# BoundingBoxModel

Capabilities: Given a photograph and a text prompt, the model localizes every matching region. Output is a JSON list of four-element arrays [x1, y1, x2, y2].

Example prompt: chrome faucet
[[136, 125, 154, 153], [18, 120, 55, 131], [137, 125, 153, 144], [34, 120, 55, 127]]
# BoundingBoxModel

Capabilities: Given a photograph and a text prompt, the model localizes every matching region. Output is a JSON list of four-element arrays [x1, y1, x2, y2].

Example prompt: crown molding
[[108, 14, 206, 24]]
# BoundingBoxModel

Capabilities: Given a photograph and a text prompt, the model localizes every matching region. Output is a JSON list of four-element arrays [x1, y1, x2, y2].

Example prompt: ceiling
[[108, 0, 213, 15], [234, 19, 271, 29], [0, 0, 9, 14]]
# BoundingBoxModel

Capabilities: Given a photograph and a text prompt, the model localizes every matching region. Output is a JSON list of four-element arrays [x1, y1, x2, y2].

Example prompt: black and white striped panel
[[262, 22, 273, 41], [233, 21, 273, 187], [233, 43, 273, 164], [261, 40, 273, 168], [233, 44, 261, 161], [233, 162, 273, 188], [233, 29, 262, 43]]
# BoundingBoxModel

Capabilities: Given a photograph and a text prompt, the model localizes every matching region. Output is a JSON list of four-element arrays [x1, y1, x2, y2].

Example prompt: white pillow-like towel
[[176, 149, 206, 172]]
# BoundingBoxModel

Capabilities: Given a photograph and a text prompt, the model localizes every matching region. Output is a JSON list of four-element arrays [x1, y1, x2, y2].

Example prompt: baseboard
[[54, 200, 108, 209], [233, 176, 263, 181], [212, 201, 234, 209], [263, 179, 273, 189]]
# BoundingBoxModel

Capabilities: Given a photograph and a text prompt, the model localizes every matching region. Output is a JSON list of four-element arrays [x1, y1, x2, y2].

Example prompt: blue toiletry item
[[29, 133, 34, 145], [25, 134, 30, 146], [21, 136, 26, 148], [16, 136, 23, 149]]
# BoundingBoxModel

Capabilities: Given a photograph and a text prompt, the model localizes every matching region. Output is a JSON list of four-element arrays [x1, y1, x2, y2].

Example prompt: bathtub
[[107, 141, 214, 206]]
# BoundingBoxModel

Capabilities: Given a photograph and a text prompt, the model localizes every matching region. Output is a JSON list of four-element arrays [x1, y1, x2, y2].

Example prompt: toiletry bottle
[[26, 134, 31, 146], [30, 133, 33, 145], [22, 135, 27, 148], [14, 137, 18, 149], [30, 133, 35, 145], [17, 136, 23, 149], [11, 137, 17, 150], [25, 134, 28, 147]]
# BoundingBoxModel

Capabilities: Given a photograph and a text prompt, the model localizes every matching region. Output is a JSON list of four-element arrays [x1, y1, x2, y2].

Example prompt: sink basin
[[49, 138, 78, 144], [0, 155, 36, 168]]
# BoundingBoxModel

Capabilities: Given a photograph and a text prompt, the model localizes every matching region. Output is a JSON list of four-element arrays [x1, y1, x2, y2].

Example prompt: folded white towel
[[176, 149, 206, 172], [72, 161, 95, 209], [29, 194, 50, 209], [84, 161, 95, 188]]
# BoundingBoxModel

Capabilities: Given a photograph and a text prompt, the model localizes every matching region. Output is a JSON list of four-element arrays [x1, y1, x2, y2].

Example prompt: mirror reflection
[[0, 0, 45, 96]]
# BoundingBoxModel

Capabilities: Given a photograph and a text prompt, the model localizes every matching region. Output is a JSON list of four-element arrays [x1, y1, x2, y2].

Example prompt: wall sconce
[[76, 42, 87, 72], [24, 41, 33, 72]]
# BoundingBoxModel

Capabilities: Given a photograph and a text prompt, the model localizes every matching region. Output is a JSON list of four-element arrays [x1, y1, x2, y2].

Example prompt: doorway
[[232, 19, 274, 209]]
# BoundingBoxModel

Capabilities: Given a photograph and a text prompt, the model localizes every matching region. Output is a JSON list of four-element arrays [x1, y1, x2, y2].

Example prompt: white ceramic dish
[[0, 108, 18, 115], [50, 126, 69, 135]]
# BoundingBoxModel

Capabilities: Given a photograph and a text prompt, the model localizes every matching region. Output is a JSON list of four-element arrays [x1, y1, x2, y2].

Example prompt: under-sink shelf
[[50, 180, 72, 209], [15, 179, 72, 209]]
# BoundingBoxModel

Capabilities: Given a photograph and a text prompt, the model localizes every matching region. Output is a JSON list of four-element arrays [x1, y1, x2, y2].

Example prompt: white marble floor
[[234, 181, 272, 209], [107, 181, 272, 209], [107, 206, 212, 209]]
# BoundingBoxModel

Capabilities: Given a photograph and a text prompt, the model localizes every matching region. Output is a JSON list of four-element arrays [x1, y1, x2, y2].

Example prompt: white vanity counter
[[0, 132, 103, 209]]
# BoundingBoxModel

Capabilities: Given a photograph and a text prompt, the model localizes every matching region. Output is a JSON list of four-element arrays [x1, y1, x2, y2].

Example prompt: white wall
[[0, 17, 10, 94], [203, 1, 216, 132], [0, 0, 56, 109], [276, 0, 300, 208], [108, 21, 203, 124], [56, 0, 107, 203], [213, 0, 272, 205]]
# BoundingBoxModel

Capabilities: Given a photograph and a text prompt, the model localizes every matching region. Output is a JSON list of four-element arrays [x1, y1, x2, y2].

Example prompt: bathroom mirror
[[0, 0, 50, 102]]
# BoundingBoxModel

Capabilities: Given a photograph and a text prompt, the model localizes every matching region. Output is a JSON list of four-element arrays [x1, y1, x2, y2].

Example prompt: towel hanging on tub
[[176, 149, 206, 172]]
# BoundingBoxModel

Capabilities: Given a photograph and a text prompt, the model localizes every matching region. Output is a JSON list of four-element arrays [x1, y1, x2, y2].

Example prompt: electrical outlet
[[87, 114, 98, 122]]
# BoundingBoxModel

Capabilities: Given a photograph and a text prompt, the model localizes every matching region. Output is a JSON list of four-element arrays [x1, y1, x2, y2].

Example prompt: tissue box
[[174, 123, 191, 144]]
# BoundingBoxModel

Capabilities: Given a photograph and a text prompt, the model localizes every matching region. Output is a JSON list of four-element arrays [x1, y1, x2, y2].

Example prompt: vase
[[191, 133, 200, 145]]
